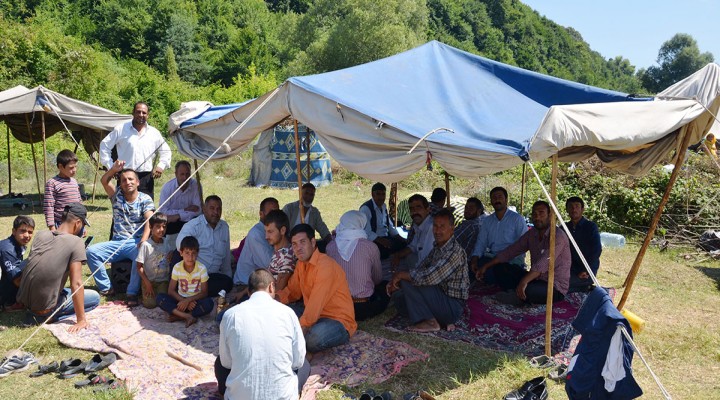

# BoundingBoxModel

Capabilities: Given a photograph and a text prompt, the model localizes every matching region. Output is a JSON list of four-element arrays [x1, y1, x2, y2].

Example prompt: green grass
[[1, 174, 720, 399]]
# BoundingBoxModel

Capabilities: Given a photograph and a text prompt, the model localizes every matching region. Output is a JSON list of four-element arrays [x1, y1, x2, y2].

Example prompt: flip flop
[[84, 353, 117, 373], [92, 379, 122, 392], [58, 358, 82, 372], [529, 355, 557, 369], [58, 361, 88, 379], [549, 363, 569, 381], [74, 374, 108, 388]]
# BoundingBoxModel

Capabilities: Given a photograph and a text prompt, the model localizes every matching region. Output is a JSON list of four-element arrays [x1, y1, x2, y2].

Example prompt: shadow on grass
[[694, 265, 720, 291]]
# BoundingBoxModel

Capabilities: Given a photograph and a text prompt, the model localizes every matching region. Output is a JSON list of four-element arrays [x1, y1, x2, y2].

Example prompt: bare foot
[[408, 319, 441, 333], [185, 317, 198, 327], [168, 314, 183, 322], [446, 324, 456, 332]]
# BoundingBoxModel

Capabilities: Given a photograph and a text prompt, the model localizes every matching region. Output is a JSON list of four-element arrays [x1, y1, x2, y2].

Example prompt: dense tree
[[640, 33, 714, 93]]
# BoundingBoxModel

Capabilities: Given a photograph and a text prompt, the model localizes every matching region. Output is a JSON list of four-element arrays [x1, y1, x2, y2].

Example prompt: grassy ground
[[1, 173, 719, 399]]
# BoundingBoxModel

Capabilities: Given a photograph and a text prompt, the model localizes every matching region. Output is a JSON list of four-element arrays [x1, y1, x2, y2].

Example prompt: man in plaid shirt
[[388, 209, 469, 332]]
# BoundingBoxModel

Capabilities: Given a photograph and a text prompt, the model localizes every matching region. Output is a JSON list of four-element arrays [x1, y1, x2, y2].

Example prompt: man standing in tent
[[100, 101, 171, 199]]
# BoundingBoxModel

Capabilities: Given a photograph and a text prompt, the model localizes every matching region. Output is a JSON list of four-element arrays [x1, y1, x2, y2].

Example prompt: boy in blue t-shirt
[[0, 216, 35, 310]]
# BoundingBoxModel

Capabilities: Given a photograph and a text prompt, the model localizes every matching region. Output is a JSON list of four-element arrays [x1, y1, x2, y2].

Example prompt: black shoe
[[84, 353, 117, 373], [29, 361, 59, 377], [503, 377, 546, 400]]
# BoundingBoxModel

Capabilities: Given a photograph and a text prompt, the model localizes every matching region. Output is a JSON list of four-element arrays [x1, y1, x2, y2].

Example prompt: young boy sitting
[[0, 216, 35, 311], [136, 213, 173, 309], [44, 150, 82, 231], [156, 236, 213, 326]]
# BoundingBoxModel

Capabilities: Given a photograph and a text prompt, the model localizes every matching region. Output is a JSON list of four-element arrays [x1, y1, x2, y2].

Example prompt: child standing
[[136, 213, 173, 309], [157, 236, 213, 326], [44, 150, 83, 231]]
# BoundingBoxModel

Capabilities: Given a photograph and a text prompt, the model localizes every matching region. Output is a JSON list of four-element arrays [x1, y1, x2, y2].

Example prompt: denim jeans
[[156, 293, 213, 318], [289, 303, 349, 353], [25, 288, 100, 325], [86, 238, 140, 294]]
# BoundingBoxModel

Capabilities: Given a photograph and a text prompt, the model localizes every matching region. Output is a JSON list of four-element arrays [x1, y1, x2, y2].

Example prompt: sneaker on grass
[[0, 351, 38, 378]]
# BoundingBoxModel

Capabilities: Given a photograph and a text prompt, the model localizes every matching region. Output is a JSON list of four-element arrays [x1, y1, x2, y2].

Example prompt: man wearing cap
[[17, 203, 99, 331]]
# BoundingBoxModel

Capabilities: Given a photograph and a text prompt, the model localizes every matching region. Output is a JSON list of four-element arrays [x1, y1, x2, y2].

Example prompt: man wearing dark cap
[[17, 203, 99, 331]]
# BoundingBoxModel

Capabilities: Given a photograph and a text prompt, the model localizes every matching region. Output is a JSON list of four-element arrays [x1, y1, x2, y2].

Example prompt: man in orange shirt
[[277, 224, 356, 353]]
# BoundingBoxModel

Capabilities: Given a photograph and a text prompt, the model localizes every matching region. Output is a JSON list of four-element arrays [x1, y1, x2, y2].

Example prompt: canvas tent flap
[[0, 85, 131, 155], [170, 41, 639, 181]]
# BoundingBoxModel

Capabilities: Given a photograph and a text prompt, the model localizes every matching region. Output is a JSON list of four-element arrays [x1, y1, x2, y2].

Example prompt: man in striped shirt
[[388, 209, 469, 332], [44, 150, 82, 230]]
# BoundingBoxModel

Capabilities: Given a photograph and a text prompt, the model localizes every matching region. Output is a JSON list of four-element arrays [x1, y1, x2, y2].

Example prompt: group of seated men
[[0, 165, 602, 399]]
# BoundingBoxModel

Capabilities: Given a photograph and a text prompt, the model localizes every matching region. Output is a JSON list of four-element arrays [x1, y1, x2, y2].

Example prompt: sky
[[521, 0, 719, 70]]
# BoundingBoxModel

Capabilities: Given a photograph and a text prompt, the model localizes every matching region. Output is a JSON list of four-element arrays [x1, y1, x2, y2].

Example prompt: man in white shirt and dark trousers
[[359, 182, 407, 259], [100, 101, 172, 199], [216, 269, 310, 400]]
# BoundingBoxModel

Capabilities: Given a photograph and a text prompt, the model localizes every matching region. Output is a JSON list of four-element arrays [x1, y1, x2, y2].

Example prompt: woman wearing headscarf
[[326, 210, 389, 321]]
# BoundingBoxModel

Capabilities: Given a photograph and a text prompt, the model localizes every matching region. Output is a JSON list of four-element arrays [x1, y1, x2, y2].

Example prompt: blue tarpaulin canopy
[[170, 41, 719, 181]]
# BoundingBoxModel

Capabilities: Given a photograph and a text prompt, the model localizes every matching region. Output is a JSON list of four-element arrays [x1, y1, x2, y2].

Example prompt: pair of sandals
[[528, 355, 569, 381], [74, 374, 122, 391], [30, 353, 118, 379]]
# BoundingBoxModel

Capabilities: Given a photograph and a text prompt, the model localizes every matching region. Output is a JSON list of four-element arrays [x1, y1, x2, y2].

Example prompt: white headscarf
[[335, 210, 368, 262]]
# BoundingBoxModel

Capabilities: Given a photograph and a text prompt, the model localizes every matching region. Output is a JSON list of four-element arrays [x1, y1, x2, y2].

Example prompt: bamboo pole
[[41, 112, 47, 186], [194, 159, 204, 205], [520, 163, 527, 215], [444, 171, 451, 207], [293, 120, 305, 223], [25, 115, 42, 196], [6, 126, 11, 194], [545, 156, 558, 355], [618, 125, 695, 310]]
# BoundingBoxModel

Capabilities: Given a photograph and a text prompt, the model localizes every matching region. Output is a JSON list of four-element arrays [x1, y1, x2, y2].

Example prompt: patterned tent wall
[[268, 124, 332, 188]]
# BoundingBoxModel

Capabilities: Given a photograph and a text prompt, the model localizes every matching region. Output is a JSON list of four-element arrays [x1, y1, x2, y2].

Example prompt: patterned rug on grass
[[385, 284, 614, 356], [45, 301, 427, 399]]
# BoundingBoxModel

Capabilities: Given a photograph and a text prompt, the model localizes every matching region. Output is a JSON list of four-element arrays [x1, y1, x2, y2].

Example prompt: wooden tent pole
[[444, 171, 451, 207], [520, 163, 527, 215], [193, 159, 204, 205], [293, 120, 305, 223], [91, 152, 100, 203], [390, 182, 398, 225], [25, 115, 42, 196], [618, 124, 695, 310], [545, 156, 558, 355], [41, 112, 47, 187], [305, 126, 311, 183], [6, 126, 11, 194]]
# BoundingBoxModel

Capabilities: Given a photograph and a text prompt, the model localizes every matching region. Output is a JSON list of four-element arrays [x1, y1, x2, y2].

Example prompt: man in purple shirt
[[477, 201, 570, 305]]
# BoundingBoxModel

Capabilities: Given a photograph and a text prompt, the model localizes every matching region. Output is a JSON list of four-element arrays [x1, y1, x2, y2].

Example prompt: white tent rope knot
[[527, 160, 671, 400], [16, 87, 282, 352]]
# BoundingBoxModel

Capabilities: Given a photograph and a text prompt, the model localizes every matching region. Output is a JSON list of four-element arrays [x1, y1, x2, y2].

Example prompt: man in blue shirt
[[563, 196, 602, 293], [470, 187, 527, 284], [0, 216, 35, 310]]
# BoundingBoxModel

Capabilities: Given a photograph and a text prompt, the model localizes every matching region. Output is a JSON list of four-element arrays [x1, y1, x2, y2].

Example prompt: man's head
[[174, 160, 192, 189], [531, 201, 551, 231], [248, 269, 276, 296], [290, 224, 316, 262], [12, 215, 35, 246], [489, 187, 509, 213], [301, 183, 316, 206], [565, 196, 585, 224], [132, 101, 149, 127], [431, 188, 447, 206], [56, 149, 78, 178], [119, 169, 139, 195], [149, 212, 168, 241], [259, 197, 280, 223], [432, 209, 454, 247], [464, 197, 484, 220], [203, 195, 223, 228], [371, 182, 386, 207], [264, 209, 289, 247], [60, 203, 89, 236], [408, 194, 430, 226]]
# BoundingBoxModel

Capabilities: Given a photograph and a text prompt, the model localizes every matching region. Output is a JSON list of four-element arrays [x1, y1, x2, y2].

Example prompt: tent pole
[[293, 120, 305, 223], [25, 115, 42, 196], [6, 126, 11, 194], [41, 112, 47, 187], [444, 171, 451, 207], [390, 183, 398, 225], [305, 126, 311, 183], [194, 159, 204, 205], [618, 124, 695, 310], [91, 153, 100, 203], [545, 156, 558, 356], [520, 163, 527, 215]]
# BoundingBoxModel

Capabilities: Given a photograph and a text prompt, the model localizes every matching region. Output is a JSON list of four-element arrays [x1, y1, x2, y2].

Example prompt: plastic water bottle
[[600, 232, 626, 248], [216, 290, 227, 314]]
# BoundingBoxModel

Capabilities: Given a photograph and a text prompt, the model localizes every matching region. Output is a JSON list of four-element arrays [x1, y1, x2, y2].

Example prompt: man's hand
[[68, 319, 89, 333], [515, 281, 528, 301], [111, 159, 125, 174], [475, 265, 488, 282], [152, 166, 164, 179], [142, 281, 155, 299]]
